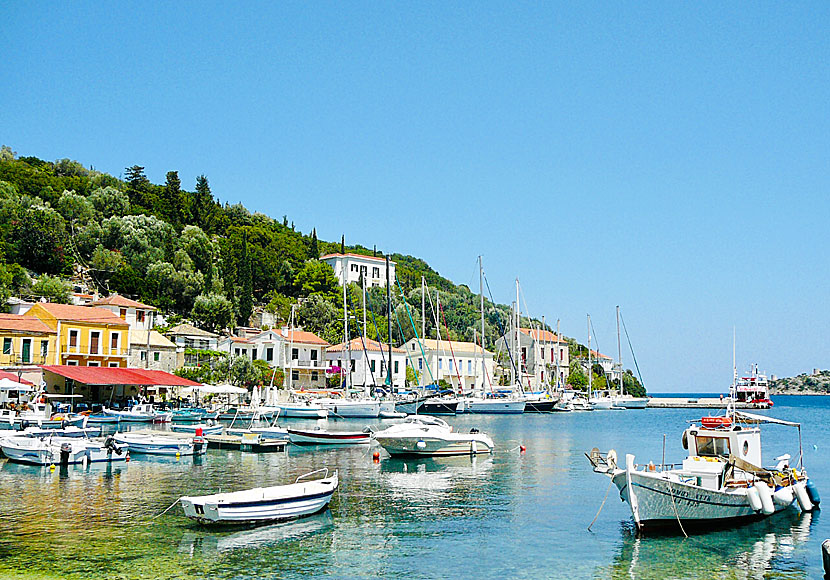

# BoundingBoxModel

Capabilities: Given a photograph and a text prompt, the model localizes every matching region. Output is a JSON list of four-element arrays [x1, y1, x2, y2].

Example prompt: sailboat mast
[[616, 305, 623, 395], [344, 274, 350, 390], [509, 301, 515, 386], [515, 278, 520, 389], [479, 256, 485, 391], [555, 318, 561, 391], [362, 276, 367, 340], [421, 276, 426, 388], [386, 256, 392, 391], [288, 304, 295, 390], [587, 314, 592, 399]]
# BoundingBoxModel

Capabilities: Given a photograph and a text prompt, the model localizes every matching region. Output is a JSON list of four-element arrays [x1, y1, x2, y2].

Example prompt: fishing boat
[[112, 432, 207, 456], [171, 423, 224, 435], [586, 409, 819, 531], [372, 415, 494, 457], [179, 468, 338, 525], [103, 403, 171, 423], [0, 435, 128, 466], [85, 412, 120, 424], [287, 427, 371, 445], [3, 395, 89, 429], [172, 408, 220, 423], [226, 412, 289, 441]]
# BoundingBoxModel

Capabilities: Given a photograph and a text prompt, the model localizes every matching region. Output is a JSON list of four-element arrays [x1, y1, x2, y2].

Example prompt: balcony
[[293, 359, 321, 368], [0, 353, 49, 366], [60, 343, 129, 357]]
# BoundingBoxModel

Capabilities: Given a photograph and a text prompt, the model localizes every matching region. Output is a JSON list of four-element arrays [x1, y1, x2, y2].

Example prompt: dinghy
[[180, 468, 338, 525]]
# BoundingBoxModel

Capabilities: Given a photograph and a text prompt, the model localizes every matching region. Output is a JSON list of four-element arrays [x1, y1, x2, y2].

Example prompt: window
[[370, 359, 376, 372], [381, 360, 386, 374], [292, 370, 299, 381], [292, 348, 298, 360], [21, 339, 32, 363], [418, 358, 423, 370], [266, 347, 274, 361], [67, 360, 79, 366], [541, 348, 545, 360], [351, 264, 359, 272], [252, 348, 257, 360], [521, 347, 527, 363], [350, 360, 356, 372], [449, 359, 453, 371], [41, 340, 48, 360], [234, 348, 240, 356], [109, 362, 120, 368], [560, 348, 564, 360], [541, 371, 545, 382], [551, 349, 555, 362], [119, 308, 127, 320], [394, 361, 399, 374], [111, 332, 119, 353], [69, 330, 79, 349], [468, 360, 472, 374], [438, 358, 443, 370], [372, 267, 380, 278], [140, 351, 147, 361], [90, 331, 100, 355], [696, 436, 731, 458], [311, 350, 318, 361], [153, 352, 160, 362], [311, 371, 318, 381], [2, 338, 10, 355], [137, 310, 145, 323], [87, 361, 100, 367]]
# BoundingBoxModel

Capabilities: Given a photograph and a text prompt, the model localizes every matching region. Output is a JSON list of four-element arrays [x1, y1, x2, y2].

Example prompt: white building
[[88, 294, 157, 332], [319, 253, 396, 287], [496, 328, 570, 389], [248, 328, 330, 389], [326, 338, 406, 391], [402, 338, 495, 394]]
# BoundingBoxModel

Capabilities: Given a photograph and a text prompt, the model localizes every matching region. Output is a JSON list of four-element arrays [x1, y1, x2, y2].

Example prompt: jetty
[[647, 397, 761, 409]]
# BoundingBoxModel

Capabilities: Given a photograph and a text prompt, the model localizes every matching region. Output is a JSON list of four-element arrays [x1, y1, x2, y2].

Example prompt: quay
[[647, 397, 760, 409]]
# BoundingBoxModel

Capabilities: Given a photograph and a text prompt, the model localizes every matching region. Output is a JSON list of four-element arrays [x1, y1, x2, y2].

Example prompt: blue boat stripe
[[632, 482, 747, 508], [214, 489, 334, 509]]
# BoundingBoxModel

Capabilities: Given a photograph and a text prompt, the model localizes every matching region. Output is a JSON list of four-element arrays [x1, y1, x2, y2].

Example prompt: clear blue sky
[[3, 3, 829, 391]]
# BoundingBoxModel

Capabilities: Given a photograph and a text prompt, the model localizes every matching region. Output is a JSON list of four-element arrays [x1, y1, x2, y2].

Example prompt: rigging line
[[619, 311, 646, 390], [364, 286, 388, 369], [518, 285, 545, 391], [438, 300, 464, 393], [395, 278, 435, 384], [588, 318, 613, 384], [482, 273, 519, 382], [347, 292, 379, 388]]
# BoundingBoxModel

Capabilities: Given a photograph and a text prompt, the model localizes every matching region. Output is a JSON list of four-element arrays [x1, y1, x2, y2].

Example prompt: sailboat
[[612, 307, 648, 409]]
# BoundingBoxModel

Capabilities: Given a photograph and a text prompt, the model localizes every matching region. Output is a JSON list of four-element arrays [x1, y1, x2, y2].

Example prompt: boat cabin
[[678, 420, 763, 489], [734, 364, 773, 405]]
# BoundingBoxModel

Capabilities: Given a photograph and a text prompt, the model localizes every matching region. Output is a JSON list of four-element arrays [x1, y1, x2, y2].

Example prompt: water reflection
[[605, 509, 815, 579], [178, 510, 335, 555]]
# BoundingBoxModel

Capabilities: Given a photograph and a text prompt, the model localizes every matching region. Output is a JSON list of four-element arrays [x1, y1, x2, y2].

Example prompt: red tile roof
[[28, 303, 129, 326], [327, 337, 405, 354], [0, 370, 33, 385], [276, 328, 329, 346], [90, 293, 156, 310], [319, 253, 395, 264], [0, 314, 55, 334], [519, 328, 567, 343], [41, 366, 201, 387]]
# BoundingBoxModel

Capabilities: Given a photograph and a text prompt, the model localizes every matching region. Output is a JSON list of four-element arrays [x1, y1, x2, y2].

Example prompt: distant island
[[770, 371, 830, 395]]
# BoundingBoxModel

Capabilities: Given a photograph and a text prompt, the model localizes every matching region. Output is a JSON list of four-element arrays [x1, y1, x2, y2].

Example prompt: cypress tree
[[310, 228, 319, 259], [237, 230, 253, 326], [340, 235, 345, 254]]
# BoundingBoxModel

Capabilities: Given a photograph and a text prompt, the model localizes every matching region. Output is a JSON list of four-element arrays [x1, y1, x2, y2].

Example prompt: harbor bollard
[[822, 538, 830, 578]]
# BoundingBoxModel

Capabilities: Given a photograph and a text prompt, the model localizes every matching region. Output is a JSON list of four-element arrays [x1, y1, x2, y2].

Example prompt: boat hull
[[0, 437, 128, 465], [113, 434, 207, 456], [613, 397, 648, 409], [274, 405, 328, 419], [374, 435, 494, 457], [524, 400, 556, 413], [287, 429, 370, 445], [467, 400, 526, 414], [319, 401, 380, 418], [419, 400, 458, 416]]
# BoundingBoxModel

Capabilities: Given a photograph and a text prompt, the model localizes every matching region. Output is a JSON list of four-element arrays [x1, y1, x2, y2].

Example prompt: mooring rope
[[588, 476, 614, 531], [151, 498, 180, 520], [666, 479, 689, 538]]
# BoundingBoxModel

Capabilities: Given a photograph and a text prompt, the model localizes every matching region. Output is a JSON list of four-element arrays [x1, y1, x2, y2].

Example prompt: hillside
[[770, 371, 830, 395]]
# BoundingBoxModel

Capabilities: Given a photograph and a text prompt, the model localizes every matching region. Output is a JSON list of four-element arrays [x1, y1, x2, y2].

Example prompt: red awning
[[0, 371, 34, 386], [40, 366, 201, 387]]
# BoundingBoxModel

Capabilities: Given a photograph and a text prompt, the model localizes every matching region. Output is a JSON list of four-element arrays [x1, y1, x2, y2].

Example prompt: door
[[22, 339, 31, 363]]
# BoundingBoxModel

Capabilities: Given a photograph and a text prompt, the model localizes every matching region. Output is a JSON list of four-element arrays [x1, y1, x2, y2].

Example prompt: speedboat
[[180, 468, 338, 525], [112, 432, 207, 456], [587, 410, 819, 531], [287, 427, 371, 445], [0, 435, 128, 466], [372, 415, 494, 457]]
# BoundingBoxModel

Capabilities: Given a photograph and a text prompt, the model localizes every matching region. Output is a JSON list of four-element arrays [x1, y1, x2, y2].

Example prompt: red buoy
[[372, 451, 380, 461], [195, 427, 204, 436], [520, 445, 526, 453]]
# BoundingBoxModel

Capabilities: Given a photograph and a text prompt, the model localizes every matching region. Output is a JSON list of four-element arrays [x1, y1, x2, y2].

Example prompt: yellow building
[[24, 303, 130, 367], [0, 313, 57, 366]]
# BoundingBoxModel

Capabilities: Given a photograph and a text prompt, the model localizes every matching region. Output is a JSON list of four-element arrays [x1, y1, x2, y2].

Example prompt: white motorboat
[[226, 412, 288, 441], [2, 398, 88, 430], [103, 403, 171, 423], [0, 435, 128, 466], [317, 398, 380, 418], [18, 425, 101, 438], [171, 423, 224, 435], [612, 395, 648, 409], [466, 397, 526, 414], [113, 432, 207, 456], [589, 393, 616, 410], [180, 469, 338, 525], [587, 411, 819, 531], [372, 415, 494, 457], [287, 427, 371, 445], [734, 364, 774, 409], [266, 402, 328, 419]]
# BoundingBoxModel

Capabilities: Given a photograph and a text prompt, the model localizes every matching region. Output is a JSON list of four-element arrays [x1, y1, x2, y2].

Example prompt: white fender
[[772, 486, 795, 507], [794, 481, 813, 512], [754, 482, 775, 515], [746, 486, 763, 512]]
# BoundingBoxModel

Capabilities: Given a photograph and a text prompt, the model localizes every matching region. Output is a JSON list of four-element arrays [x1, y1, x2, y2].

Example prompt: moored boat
[[180, 468, 338, 525], [287, 427, 371, 445], [466, 397, 526, 414], [0, 435, 128, 466], [372, 415, 494, 456], [113, 432, 207, 456]]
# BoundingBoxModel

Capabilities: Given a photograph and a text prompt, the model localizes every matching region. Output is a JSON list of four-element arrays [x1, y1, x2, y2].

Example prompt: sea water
[[0, 396, 826, 579]]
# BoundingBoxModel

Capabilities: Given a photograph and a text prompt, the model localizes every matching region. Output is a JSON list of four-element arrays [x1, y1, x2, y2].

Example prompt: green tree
[[237, 230, 253, 326], [295, 260, 339, 301], [88, 186, 129, 218], [567, 369, 588, 391], [164, 170, 186, 227], [90, 244, 124, 273], [31, 275, 71, 303], [405, 364, 419, 387], [124, 165, 151, 209], [10, 206, 71, 274], [191, 293, 234, 333], [296, 294, 342, 344], [191, 175, 216, 233], [623, 370, 646, 397], [309, 228, 319, 259], [56, 190, 94, 226]]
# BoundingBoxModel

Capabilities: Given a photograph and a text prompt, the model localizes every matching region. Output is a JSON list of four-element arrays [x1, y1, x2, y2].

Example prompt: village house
[[495, 328, 571, 389], [319, 253, 396, 287], [402, 337, 495, 393], [326, 338, 406, 391]]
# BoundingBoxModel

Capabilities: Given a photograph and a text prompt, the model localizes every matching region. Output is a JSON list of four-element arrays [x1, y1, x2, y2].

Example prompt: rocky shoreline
[[770, 370, 830, 395]]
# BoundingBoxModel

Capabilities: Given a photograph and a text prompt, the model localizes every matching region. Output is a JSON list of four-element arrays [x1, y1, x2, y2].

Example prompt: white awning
[[735, 411, 800, 428], [0, 377, 34, 392]]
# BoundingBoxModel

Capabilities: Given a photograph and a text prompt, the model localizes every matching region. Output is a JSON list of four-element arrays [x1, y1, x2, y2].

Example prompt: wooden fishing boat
[[180, 469, 338, 525]]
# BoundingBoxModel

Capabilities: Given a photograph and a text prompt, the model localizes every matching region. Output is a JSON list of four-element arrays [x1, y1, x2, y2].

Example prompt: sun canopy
[[0, 377, 34, 392], [735, 411, 800, 428], [41, 366, 201, 387], [180, 384, 248, 395]]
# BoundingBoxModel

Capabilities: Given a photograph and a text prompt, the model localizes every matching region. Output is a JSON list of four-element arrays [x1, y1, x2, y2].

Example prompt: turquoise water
[[0, 396, 826, 579]]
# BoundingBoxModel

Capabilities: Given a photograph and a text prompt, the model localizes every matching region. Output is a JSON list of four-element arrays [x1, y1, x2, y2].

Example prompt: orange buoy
[[372, 451, 380, 461], [520, 445, 526, 453]]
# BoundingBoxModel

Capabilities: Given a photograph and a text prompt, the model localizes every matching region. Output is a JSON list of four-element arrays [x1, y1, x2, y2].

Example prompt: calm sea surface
[[0, 396, 827, 579]]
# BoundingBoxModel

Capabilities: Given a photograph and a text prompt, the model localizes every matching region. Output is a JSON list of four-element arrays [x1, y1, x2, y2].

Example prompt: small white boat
[[113, 432, 207, 456], [171, 423, 224, 435], [612, 395, 648, 409], [180, 469, 338, 525], [372, 415, 494, 457], [466, 397, 526, 414], [226, 412, 288, 441], [18, 425, 101, 438], [103, 403, 171, 423], [317, 398, 380, 418], [587, 410, 819, 531], [287, 427, 371, 445], [0, 435, 128, 466]]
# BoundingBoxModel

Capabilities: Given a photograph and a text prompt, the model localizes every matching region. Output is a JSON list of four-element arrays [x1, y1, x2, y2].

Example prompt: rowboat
[[287, 427, 371, 445], [180, 469, 338, 525]]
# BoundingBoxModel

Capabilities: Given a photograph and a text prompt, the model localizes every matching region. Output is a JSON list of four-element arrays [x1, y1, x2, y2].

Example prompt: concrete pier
[[646, 397, 762, 409]]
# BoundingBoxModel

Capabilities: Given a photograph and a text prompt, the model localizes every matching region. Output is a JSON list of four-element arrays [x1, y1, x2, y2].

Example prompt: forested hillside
[[0, 146, 539, 351]]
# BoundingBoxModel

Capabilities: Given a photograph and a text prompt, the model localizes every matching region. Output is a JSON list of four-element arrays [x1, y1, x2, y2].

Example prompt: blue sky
[[3, 3, 829, 391]]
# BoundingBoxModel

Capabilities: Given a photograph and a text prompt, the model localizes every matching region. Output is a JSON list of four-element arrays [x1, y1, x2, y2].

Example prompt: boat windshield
[[696, 436, 731, 458]]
